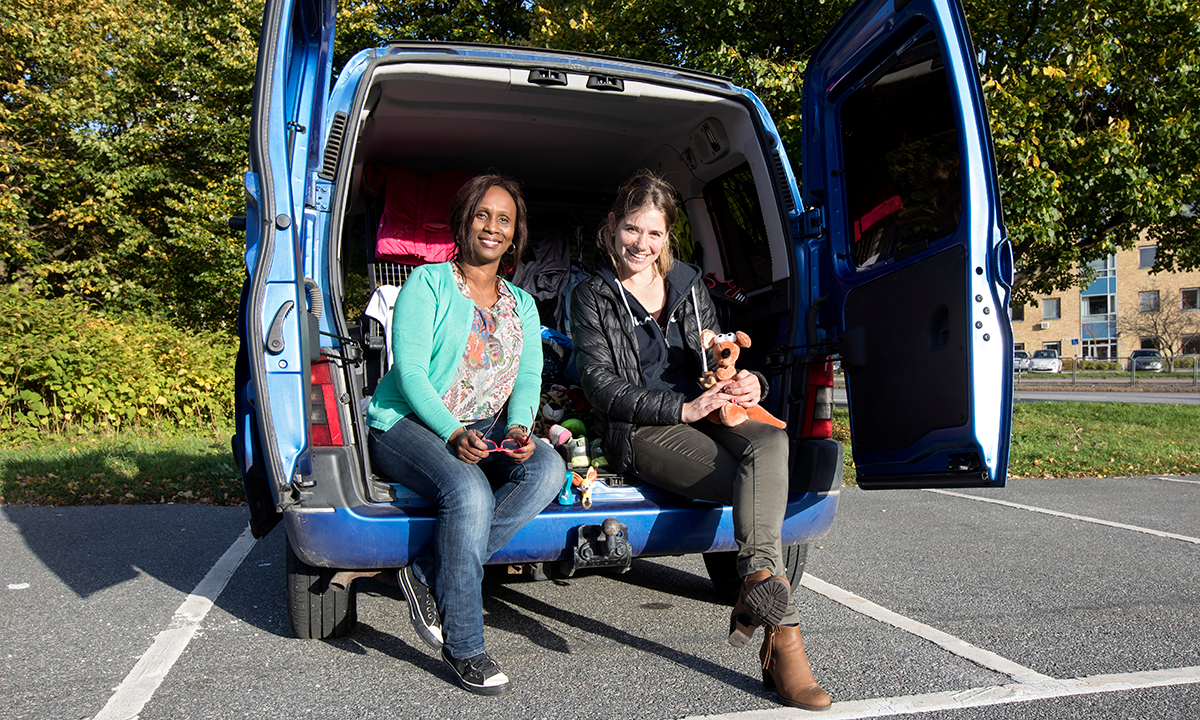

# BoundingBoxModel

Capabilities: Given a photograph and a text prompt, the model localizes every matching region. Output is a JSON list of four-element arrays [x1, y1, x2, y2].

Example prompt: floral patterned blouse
[[440, 264, 524, 423]]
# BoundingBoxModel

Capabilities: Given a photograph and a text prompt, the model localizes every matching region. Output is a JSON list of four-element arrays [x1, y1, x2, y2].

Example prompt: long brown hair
[[449, 173, 529, 263], [599, 169, 679, 277]]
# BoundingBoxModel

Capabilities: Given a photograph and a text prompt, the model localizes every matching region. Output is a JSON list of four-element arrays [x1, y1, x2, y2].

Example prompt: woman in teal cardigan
[[367, 174, 564, 697]]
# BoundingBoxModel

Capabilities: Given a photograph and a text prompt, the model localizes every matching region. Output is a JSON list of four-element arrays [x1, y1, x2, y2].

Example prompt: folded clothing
[[365, 166, 473, 264]]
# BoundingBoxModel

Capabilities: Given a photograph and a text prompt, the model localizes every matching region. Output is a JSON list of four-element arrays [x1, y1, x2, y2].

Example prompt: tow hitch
[[560, 518, 632, 577]]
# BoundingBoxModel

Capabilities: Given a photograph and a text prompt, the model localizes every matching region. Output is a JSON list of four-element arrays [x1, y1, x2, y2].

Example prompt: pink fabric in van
[[374, 167, 472, 264]]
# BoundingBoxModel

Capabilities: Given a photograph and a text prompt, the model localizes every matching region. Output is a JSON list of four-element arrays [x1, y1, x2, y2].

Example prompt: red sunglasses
[[476, 411, 530, 454], [481, 437, 525, 454]]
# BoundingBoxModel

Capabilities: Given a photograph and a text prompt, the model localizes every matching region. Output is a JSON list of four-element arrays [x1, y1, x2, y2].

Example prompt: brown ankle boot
[[728, 569, 791, 648], [760, 625, 831, 711]]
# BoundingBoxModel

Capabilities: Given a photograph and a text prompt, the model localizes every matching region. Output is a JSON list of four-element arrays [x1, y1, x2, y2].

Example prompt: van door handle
[[266, 300, 294, 355]]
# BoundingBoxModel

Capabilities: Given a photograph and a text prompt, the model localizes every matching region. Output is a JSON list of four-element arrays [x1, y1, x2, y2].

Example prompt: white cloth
[[364, 285, 402, 369]]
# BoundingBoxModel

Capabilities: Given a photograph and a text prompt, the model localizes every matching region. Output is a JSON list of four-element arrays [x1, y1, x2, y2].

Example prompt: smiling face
[[458, 185, 516, 267], [611, 205, 669, 280]]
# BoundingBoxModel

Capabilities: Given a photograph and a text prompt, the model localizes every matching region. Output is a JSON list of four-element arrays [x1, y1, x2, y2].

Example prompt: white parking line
[[925, 489, 1200, 545], [802, 575, 1052, 684], [1156, 475, 1200, 486], [92, 525, 257, 720], [687, 666, 1200, 720]]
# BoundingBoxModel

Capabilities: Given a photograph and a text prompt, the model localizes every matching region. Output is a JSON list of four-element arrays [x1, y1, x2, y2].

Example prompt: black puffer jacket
[[570, 262, 765, 473]]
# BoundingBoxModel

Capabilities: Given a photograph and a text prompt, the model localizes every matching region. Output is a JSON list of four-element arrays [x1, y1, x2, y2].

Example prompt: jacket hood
[[595, 261, 704, 321]]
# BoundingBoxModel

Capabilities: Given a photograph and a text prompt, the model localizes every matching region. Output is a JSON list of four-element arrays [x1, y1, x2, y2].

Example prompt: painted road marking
[[926, 489, 1200, 545], [687, 666, 1200, 720], [92, 525, 257, 720], [1156, 475, 1200, 486], [802, 575, 1052, 684]]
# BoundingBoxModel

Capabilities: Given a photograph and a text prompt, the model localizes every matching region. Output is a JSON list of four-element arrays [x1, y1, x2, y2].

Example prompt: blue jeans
[[368, 414, 565, 658]]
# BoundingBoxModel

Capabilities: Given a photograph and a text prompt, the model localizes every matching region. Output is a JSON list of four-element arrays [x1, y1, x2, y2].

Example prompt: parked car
[[1029, 349, 1062, 373], [1013, 350, 1031, 372], [1129, 349, 1165, 372], [233, 0, 1014, 639]]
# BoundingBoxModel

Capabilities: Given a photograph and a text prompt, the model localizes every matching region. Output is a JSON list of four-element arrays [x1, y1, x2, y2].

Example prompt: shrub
[[0, 286, 235, 443], [1078, 360, 1121, 370]]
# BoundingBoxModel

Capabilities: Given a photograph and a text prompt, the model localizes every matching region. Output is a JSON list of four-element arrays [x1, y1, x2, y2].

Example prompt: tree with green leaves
[[1, 0, 261, 329], [965, 0, 1200, 301], [3, 0, 1198, 332]]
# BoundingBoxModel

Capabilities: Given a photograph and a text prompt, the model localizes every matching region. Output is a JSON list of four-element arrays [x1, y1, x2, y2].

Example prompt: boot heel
[[728, 611, 758, 648], [762, 669, 776, 691]]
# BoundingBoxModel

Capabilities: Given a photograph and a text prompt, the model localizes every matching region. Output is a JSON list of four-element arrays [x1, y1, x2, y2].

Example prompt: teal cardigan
[[366, 262, 543, 442]]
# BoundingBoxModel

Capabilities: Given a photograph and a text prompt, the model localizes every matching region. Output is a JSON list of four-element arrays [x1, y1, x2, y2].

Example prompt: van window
[[704, 164, 772, 291], [839, 25, 961, 270]]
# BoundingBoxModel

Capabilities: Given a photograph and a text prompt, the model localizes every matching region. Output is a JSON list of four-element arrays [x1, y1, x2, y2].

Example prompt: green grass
[[0, 425, 242, 506], [1005, 401, 1200, 479], [1017, 371, 1199, 379], [2, 403, 1198, 505]]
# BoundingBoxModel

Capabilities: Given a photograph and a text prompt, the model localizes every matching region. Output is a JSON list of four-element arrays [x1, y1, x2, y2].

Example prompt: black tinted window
[[703, 164, 772, 291], [839, 26, 961, 270]]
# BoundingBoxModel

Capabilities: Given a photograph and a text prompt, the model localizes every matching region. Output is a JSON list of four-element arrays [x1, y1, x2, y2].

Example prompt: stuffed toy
[[700, 329, 786, 429], [534, 385, 570, 437]]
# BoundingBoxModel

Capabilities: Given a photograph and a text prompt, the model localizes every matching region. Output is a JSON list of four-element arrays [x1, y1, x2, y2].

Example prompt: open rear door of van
[[803, 0, 1014, 489], [235, 0, 336, 536]]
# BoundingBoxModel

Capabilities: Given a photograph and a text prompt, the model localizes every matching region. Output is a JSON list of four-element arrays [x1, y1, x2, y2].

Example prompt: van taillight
[[800, 358, 834, 439], [309, 359, 344, 446]]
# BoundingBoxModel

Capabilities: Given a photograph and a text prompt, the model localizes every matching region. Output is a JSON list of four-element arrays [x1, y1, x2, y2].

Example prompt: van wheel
[[703, 544, 809, 603], [285, 540, 358, 639]]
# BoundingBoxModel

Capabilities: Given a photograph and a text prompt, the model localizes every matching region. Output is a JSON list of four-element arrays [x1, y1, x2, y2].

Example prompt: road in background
[[832, 388, 1200, 406]]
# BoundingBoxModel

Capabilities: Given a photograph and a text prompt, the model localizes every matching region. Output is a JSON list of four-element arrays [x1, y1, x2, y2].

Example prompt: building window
[[1014, 342, 1025, 351], [1011, 304, 1024, 322], [1042, 341, 1062, 353], [1139, 246, 1157, 269], [1042, 298, 1061, 321], [1081, 339, 1116, 359], [1087, 254, 1116, 278], [1183, 288, 1199, 311], [1141, 337, 1159, 350], [1084, 295, 1111, 316], [1139, 291, 1160, 313], [1183, 334, 1200, 355]]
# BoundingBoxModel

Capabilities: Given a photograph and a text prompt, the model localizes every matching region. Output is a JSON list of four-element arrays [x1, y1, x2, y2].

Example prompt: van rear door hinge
[[800, 206, 825, 239], [307, 176, 332, 211]]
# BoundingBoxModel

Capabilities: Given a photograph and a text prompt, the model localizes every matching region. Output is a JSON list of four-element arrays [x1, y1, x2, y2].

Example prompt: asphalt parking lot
[[3, 475, 1198, 720]]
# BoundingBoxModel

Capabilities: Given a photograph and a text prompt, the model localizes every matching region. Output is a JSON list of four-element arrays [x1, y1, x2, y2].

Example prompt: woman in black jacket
[[569, 170, 830, 711]]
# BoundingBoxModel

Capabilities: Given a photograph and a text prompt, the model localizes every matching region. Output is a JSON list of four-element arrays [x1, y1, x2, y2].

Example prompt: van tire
[[703, 544, 809, 603], [285, 540, 358, 639]]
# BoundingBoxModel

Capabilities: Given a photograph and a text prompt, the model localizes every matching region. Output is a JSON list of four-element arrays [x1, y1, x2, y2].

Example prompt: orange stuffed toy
[[699, 329, 786, 429]]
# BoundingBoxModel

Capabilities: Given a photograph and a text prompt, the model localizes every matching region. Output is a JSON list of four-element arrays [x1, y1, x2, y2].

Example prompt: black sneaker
[[442, 648, 511, 696], [398, 566, 443, 650]]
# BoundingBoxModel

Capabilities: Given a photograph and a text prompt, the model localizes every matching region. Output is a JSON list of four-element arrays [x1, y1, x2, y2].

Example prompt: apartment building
[[1011, 242, 1200, 361]]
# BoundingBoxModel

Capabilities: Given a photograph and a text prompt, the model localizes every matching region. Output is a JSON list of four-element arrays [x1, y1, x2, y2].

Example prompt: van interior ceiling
[[347, 65, 787, 238]]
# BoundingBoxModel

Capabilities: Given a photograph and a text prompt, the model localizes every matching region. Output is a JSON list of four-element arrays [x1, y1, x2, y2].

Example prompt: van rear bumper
[[284, 490, 839, 570]]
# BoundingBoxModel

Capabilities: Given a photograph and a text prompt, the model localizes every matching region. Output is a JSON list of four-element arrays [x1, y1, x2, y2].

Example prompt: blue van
[[234, 0, 1014, 639]]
